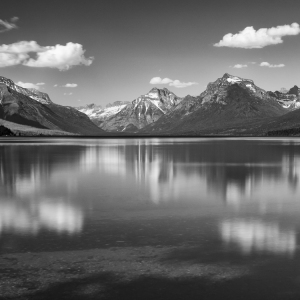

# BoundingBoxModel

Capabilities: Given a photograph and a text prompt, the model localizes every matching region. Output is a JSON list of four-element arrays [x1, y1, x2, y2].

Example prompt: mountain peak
[[221, 73, 245, 83], [199, 73, 263, 105], [149, 87, 159, 92], [148, 87, 173, 94], [288, 85, 300, 96], [162, 87, 172, 92], [222, 73, 243, 80], [222, 73, 232, 78], [219, 73, 255, 85]]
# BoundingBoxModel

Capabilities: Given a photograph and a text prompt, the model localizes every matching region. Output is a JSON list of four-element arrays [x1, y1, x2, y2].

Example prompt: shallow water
[[1, 137, 300, 299]]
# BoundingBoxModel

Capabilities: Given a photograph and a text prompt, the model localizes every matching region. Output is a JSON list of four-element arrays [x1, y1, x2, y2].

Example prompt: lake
[[1, 137, 300, 299]]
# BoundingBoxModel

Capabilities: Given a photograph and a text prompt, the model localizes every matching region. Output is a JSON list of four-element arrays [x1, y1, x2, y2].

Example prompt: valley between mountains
[[0, 73, 299, 136]]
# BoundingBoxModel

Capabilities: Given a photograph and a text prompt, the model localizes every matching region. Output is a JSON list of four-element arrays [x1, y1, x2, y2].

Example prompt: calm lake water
[[1, 137, 300, 299]]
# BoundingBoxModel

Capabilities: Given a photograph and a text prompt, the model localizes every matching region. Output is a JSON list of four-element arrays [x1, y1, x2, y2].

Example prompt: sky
[[0, 0, 299, 107]]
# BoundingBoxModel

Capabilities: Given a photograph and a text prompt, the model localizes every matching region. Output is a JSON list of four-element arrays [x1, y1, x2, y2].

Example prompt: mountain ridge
[[0, 76, 106, 135]]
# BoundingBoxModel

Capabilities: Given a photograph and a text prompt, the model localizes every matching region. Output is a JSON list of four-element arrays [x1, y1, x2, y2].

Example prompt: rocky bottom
[[1, 244, 300, 300], [0, 245, 250, 300]]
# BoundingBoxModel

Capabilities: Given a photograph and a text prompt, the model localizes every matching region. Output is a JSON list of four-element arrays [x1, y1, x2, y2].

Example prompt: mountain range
[[0, 74, 299, 136], [77, 73, 300, 136]]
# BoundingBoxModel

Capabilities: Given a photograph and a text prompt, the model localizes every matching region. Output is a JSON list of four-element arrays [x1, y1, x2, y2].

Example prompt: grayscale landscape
[[0, 0, 300, 299]]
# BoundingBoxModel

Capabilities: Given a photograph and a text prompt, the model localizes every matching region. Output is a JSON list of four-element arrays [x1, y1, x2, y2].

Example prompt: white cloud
[[0, 53, 29, 67], [260, 62, 285, 68], [149, 77, 198, 88], [0, 41, 94, 70], [214, 23, 300, 48], [150, 77, 165, 84], [24, 43, 94, 70], [161, 78, 173, 84], [169, 80, 198, 88], [64, 92, 73, 96], [0, 17, 19, 33], [233, 64, 248, 68], [16, 81, 44, 90], [0, 41, 42, 53], [62, 83, 78, 88]]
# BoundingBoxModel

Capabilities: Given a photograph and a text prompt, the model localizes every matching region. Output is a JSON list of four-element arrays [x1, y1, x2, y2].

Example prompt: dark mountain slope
[[261, 108, 300, 135], [46, 102, 104, 135], [0, 124, 15, 136], [0, 78, 106, 135]]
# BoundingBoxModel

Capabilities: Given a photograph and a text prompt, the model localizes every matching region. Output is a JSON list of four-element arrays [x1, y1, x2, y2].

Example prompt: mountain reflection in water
[[0, 138, 300, 243], [78, 139, 300, 205]]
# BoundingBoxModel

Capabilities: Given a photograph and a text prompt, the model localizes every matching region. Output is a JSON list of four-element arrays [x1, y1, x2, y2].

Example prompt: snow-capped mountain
[[141, 73, 288, 135], [200, 73, 268, 104], [77, 88, 182, 132], [200, 73, 299, 110], [102, 87, 182, 132]]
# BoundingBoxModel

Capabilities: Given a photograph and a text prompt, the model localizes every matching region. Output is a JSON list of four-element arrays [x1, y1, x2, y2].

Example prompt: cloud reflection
[[220, 219, 296, 255], [0, 200, 83, 236], [38, 201, 83, 233]]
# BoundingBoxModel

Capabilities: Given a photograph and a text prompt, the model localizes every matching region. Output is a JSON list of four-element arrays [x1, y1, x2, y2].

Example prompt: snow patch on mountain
[[149, 99, 166, 114], [246, 84, 256, 93], [77, 103, 128, 127], [100, 104, 127, 118], [133, 98, 143, 110], [82, 108, 100, 118], [147, 92, 159, 99], [227, 77, 242, 83]]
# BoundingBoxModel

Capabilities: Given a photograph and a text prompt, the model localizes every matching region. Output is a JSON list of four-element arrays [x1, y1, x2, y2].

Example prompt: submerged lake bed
[[1, 137, 300, 299]]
